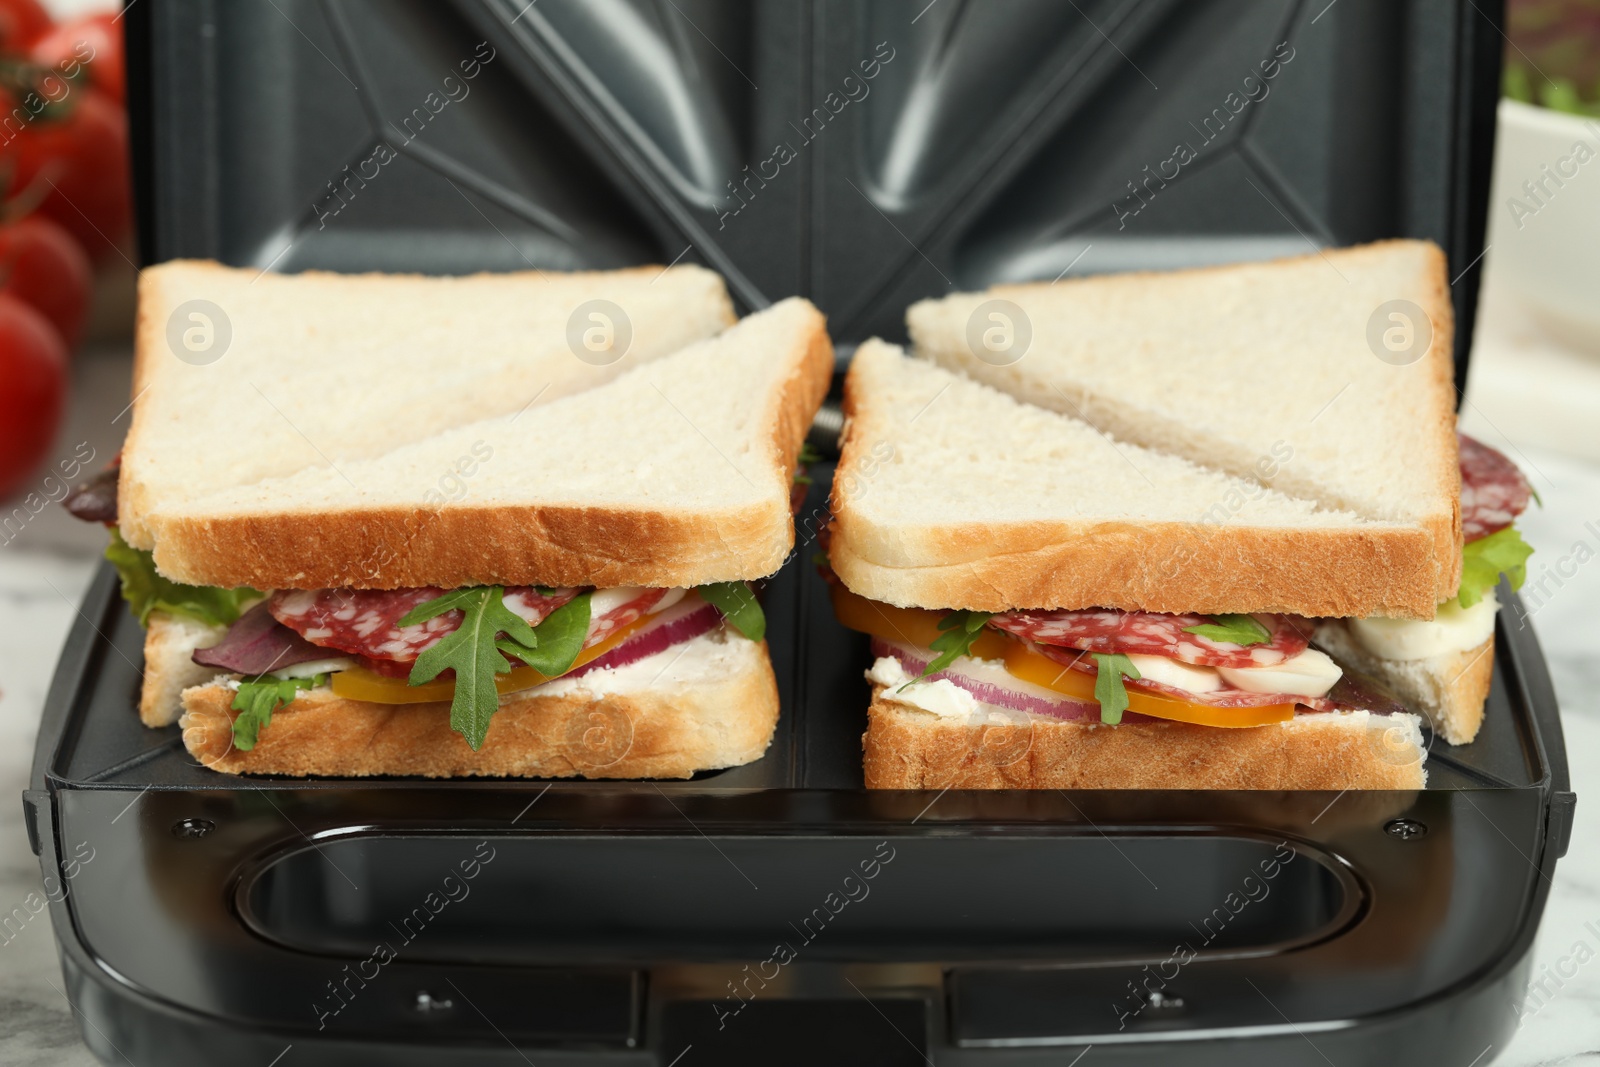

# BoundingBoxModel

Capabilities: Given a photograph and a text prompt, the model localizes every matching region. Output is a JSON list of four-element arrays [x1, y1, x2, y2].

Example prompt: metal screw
[[171, 818, 215, 839], [1385, 818, 1427, 840], [414, 991, 453, 1013]]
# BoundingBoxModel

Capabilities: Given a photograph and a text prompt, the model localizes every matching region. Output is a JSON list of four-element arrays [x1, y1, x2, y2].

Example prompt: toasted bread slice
[[829, 341, 1439, 618], [121, 261, 736, 550], [863, 694, 1427, 790], [1313, 622, 1493, 745], [133, 298, 832, 590], [906, 240, 1462, 602], [180, 627, 777, 778]]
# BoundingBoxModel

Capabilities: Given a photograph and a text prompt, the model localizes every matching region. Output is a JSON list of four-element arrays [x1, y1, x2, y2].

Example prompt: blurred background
[[1462, 0, 1600, 461], [0, 0, 130, 559], [0, 0, 1592, 527], [1503, 0, 1600, 114]]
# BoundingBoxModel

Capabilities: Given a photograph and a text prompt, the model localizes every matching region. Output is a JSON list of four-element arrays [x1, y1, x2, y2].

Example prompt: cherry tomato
[[0, 215, 91, 347], [4, 89, 130, 262], [31, 14, 122, 103], [0, 0, 52, 51], [0, 292, 67, 500]]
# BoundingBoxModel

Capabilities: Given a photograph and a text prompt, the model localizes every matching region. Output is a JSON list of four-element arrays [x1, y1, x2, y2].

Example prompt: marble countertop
[[3, 327, 1600, 1065]]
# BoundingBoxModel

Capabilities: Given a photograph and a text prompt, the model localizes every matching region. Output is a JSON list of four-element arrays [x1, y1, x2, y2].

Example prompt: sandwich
[[826, 241, 1523, 790], [1313, 432, 1534, 744], [72, 261, 832, 778]]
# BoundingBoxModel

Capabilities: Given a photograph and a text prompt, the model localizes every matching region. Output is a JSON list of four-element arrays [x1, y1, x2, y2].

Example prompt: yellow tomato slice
[[329, 610, 658, 705], [828, 582, 1012, 660], [1000, 641, 1295, 728]]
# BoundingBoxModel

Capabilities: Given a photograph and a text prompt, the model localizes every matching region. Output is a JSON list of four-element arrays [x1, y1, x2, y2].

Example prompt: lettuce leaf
[[1459, 526, 1535, 608], [231, 674, 326, 750], [105, 527, 259, 628]]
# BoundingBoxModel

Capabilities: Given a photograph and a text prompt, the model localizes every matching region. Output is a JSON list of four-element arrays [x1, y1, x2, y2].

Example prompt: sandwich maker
[[26, 1, 1575, 1063]]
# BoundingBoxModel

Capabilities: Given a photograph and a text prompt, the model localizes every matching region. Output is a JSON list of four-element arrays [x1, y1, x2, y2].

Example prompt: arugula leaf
[[794, 443, 822, 486], [698, 581, 766, 641], [231, 674, 326, 751], [497, 593, 592, 676], [398, 587, 529, 641], [1182, 614, 1270, 646], [1091, 653, 1141, 725], [401, 586, 544, 750], [105, 526, 259, 628], [1459, 525, 1535, 608], [908, 610, 995, 686]]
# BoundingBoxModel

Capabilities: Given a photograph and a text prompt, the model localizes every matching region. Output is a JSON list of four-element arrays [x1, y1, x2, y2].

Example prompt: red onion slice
[[870, 639, 1103, 722], [549, 599, 724, 683]]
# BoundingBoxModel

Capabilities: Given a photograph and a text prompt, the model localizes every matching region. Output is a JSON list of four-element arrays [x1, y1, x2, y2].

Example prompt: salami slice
[[1459, 432, 1532, 541], [1030, 639, 1328, 710], [583, 587, 673, 647], [270, 586, 579, 665], [990, 609, 1310, 668], [270, 586, 673, 679]]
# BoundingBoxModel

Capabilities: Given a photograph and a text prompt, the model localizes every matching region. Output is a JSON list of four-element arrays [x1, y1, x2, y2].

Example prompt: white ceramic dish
[[1485, 99, 1600, 356]]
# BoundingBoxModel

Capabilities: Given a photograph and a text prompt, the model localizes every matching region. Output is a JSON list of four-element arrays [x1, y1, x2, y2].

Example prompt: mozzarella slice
[[865, 657, 978, 719], [587, 587, 649, 617], [1217, 648, 1341, 698], [586, 586, 689, 619], [1125, 654, 1224, 693], [650, 588, 689, 614], [1348, 591, 1498, 661]]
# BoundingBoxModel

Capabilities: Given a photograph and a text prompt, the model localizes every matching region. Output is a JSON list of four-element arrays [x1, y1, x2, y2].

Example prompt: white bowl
[[1485, 99, 1600, 356]]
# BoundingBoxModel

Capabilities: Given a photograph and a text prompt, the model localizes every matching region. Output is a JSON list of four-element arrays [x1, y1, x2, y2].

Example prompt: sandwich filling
[[69, 475, 760, 754], [196, 582, 761, 751], [828, 433, 1536, 729], [827, 578, 1395, 727], [1339, 433, 1533, 662], [111, 544, 765, 751], [69, 450, 808, 755]]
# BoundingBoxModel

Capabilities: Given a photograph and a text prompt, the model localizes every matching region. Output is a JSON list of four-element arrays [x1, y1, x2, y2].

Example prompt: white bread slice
[[132, 298, 833, 590], [139, 612, 227, 727], [1313, 622, 1493, 745], [829, 341, 1439, 618], [121, 261, 736, 550], [179, 627, 777, 778], [863, 695, 1427, 790], [906, 240, 1462, 604]]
